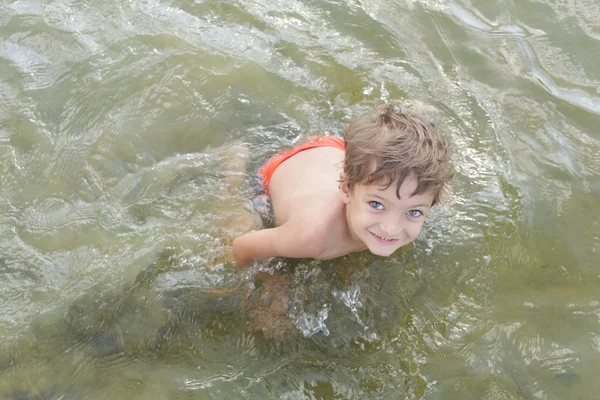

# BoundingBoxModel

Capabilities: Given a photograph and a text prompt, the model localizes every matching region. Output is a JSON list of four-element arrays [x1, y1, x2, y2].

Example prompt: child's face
[[340, 174, 434, 257]]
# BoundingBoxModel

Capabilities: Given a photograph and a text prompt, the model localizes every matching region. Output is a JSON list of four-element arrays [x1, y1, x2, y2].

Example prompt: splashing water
[[334, 284, 378, 341], [292, 303, 331, 338]]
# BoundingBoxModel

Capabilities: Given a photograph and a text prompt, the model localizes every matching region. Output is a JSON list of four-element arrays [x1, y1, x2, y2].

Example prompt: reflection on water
[[1, 0, 599, 398]]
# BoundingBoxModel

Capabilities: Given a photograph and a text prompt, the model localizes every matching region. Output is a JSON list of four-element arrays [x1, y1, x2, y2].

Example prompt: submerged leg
[[210, 141, 262, 265], [218, 141, 250, 195]]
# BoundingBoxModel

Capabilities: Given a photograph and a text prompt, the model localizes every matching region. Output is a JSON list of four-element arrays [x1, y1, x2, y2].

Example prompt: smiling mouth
[[369, 231, 399, 243]]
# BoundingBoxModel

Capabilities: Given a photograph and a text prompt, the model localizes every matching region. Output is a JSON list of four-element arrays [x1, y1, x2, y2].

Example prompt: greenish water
[[1, 0, 599, 398]]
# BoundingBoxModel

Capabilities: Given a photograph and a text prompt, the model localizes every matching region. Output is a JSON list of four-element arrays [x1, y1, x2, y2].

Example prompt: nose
[[381, 215, 404, 237]]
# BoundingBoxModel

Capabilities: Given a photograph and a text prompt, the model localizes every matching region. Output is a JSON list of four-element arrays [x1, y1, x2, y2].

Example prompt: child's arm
[[232, 223, 323, 268]]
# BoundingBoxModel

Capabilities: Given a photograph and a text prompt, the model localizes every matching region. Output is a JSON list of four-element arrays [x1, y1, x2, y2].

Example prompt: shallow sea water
[[1, 0, 599, 399]]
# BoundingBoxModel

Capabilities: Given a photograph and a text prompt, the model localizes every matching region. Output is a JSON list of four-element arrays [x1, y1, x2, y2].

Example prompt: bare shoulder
[[233, 196, 345, 267], [282, 198, 342, 256], [233, 220, 324, 267], [279, 218, 327, 258]]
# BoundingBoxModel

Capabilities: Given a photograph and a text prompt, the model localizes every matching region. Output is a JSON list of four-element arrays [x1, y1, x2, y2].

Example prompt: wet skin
[[340, 174, 434, 257]]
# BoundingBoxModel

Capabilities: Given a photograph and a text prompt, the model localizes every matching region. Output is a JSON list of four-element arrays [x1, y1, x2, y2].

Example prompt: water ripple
[[0, 0, 599, 398]]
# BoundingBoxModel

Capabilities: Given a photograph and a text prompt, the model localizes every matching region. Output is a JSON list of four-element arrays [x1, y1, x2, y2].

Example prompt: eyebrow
[[410, 204, 432, 209], [368, 193, 431, 208]]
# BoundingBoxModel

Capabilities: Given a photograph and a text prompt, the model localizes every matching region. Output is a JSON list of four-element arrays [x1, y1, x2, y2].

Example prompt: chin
[[367, 246, 398, 257]]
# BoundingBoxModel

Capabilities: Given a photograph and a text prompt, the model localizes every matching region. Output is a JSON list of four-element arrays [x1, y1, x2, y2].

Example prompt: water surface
[[1, 0, 599, 398]]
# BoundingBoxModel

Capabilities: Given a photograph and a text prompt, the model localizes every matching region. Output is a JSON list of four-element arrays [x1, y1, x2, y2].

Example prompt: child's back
[[269, 145, 344, 225]]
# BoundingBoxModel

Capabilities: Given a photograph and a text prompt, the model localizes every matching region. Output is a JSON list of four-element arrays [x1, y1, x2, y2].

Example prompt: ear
[[339, 171, 351, 204]]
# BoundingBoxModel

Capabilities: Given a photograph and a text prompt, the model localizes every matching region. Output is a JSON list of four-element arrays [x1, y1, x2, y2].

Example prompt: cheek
[[411, 223, 423, 239], [349, 205, 367, 222], [406, 222, 424, 239], [356, 210, 379, 227]]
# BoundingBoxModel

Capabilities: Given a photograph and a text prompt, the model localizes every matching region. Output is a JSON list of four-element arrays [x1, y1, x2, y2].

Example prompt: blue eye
[[369, 201, 384, 210], [407, 210, 423, 218]]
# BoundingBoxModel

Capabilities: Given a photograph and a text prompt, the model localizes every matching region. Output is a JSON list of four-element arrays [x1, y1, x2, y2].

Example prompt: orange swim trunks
[[256, 136, 345, 197]]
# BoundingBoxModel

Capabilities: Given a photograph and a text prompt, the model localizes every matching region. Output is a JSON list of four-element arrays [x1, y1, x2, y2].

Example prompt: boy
[[233, 103, 452, 268]]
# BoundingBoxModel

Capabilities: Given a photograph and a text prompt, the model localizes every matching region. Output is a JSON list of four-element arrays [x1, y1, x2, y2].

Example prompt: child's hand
[[213, 247, 236, 267]]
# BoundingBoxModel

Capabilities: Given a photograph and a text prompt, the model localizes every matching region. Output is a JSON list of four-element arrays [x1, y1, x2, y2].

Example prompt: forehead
[[363, 161, 419, 196], [359, 175, 434, 205]]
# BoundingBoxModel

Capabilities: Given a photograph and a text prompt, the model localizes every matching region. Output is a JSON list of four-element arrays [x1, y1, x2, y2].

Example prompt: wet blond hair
[[342, 103, 452, 205]]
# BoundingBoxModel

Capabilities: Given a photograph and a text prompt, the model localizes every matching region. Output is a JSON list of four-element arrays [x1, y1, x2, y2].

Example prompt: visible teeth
[[374, 233, 393, 241]]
